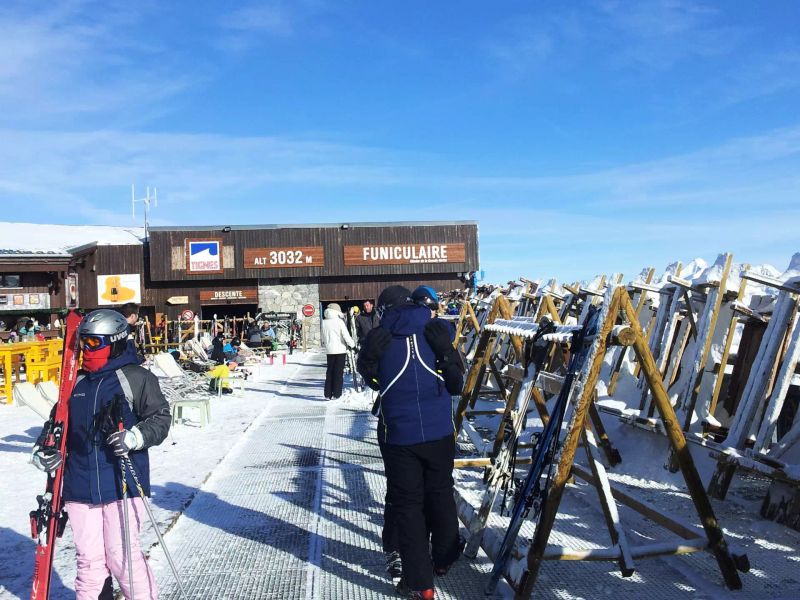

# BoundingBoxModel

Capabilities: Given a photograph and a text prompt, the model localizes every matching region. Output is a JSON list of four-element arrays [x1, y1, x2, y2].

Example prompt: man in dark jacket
[[355, 299, 380, 345], [210, 332, 226, 364], [357, 286, 464, 600]]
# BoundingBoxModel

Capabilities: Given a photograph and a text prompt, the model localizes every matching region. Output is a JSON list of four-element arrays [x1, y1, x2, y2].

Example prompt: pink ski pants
[[65, 498, 158, 600]]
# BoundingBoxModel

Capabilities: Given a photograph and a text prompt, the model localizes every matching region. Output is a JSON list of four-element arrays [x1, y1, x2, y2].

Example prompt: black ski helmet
[[376, 285, 412, 318], [78, 309, 130, 358]]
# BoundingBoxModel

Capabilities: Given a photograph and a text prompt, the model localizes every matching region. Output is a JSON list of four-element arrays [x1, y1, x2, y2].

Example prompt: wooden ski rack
[[454, 286, 748, 598]]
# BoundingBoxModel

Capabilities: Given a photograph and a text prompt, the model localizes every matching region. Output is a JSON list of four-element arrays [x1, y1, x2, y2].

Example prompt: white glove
[[31, 446, 63, 473]]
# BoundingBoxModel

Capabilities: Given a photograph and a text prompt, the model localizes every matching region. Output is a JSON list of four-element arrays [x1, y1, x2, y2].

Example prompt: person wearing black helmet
[[31, 309, 171, 600], [357, 285, 465, 599]]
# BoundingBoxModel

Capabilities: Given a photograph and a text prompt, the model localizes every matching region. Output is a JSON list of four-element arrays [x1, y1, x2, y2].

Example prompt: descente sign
[[344, 243, 466, 266], [199, 288, 258, 303]]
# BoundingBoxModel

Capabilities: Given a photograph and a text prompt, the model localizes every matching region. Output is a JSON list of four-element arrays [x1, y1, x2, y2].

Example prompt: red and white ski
[[30, 310, 83, 600]]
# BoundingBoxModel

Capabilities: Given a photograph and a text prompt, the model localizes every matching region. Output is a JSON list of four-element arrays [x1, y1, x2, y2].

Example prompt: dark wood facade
[[15, 222, 478, 318], [147, 222, 479, 281], [318, 274, 464, 302], [0, 255, 70, 318]]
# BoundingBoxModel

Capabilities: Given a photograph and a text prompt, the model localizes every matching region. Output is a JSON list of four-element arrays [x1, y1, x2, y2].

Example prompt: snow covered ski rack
[[453, 286, 748, 599], [707, 269, 800, 515]]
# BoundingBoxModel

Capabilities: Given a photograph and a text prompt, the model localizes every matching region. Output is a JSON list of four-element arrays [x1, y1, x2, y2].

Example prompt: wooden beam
[[519, 289, 621, 598], [622, 290, 743, 591]]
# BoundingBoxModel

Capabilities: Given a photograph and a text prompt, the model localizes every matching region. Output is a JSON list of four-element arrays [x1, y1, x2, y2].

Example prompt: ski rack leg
[[517, 291, 620, 599], [588, 401, 621, 467], [530, 387, 550, 425], [607, 268, 655, 396], [490, 364, 525, 458], [455, 328, 495, 434], [582, 426, 635, 577], [464, 370, 532, 558], [622, 291, 743, 591]]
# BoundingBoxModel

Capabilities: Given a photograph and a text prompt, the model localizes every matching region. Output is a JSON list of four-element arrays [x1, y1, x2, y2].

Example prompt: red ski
[[30, 310, 83, 600]]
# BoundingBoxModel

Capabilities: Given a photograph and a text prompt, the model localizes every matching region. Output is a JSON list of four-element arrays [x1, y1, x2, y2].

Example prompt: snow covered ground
[[0, 355, 301, 598], [3, 350, 799, 599]]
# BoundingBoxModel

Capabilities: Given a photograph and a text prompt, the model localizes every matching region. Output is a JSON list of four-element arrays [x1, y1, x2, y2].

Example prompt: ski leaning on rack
[[30, 310, 83, 600], [485, 306, 600, 595]]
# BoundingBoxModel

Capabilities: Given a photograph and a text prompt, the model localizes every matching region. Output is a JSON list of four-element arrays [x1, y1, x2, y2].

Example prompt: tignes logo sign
[[186, 238, 223, 274]]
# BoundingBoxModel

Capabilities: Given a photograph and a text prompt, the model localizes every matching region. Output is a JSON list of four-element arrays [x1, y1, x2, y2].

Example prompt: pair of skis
[[30, 311, 81, 600], [485, 306, 600, 595]]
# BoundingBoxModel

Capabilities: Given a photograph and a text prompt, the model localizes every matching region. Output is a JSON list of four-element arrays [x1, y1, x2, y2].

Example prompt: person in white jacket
[[321, 303, 356, 400]]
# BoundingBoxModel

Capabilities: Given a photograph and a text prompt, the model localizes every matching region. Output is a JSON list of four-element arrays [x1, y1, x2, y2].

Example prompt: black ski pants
[[381, 434, 461, 590], [324, 353, 346, 399], [378, 437, 401, 553]]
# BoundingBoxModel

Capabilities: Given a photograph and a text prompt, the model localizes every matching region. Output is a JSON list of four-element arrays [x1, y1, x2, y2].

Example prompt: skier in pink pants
[[32, 310, 171, 599]]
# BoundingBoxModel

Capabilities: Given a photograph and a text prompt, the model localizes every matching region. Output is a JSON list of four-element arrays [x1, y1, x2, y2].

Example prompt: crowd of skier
[[30, 283, 466, 599]]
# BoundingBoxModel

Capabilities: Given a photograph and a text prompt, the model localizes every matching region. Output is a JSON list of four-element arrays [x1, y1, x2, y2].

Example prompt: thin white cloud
[[0, 1, 199, 125], [215, 0, 329, 53]]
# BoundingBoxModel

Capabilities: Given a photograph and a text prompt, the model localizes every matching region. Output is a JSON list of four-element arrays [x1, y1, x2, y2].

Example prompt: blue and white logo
[[188, 240, 221, 272]]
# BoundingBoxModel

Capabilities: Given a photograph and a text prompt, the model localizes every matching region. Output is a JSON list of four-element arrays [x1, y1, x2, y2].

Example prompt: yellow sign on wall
[[97, 274, 142, 305]]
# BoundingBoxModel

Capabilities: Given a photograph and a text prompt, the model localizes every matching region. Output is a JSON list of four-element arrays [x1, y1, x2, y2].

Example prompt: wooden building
[[2, 221, 479, 345]]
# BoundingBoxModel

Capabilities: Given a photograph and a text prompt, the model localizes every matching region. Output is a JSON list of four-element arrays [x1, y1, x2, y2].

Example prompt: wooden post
[[680, 253, 733, 431], [454, 328, 494, 433], [708, 265, 750, 417], [589, 401, 622, 466], [608, 268, 655, 395], [726, 292, 799, 449], [621, 291, 742, 591], [582, 426, 635, 576], [519, 290, 620, 598], [754, 309, 800, 452]]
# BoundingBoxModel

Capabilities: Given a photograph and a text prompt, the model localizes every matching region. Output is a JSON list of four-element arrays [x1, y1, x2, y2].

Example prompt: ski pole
[[117, 424, 135, 600], [122, 455, 188, 599]]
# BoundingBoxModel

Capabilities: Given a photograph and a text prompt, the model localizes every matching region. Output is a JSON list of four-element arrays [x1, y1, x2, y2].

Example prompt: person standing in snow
[[210, 331, 226, 365], [321, 302, 356, 400], [31, 309, 171, 600], [357, 285, 465, 599]]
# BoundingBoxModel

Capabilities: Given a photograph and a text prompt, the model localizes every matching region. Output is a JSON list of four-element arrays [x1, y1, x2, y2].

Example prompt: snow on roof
[[0, 222, 144, 255]]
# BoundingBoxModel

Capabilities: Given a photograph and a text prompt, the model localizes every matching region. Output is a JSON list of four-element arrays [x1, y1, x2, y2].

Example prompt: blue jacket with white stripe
[[61, 345, 171, 504], [375, 305, 455, 446]]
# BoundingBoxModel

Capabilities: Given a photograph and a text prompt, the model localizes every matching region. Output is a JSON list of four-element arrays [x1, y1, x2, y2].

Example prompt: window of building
[[0, 274, 22, 288]]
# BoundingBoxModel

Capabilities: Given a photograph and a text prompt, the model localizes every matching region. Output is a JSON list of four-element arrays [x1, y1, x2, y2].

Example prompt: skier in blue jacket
[[32, 309, 170, 600], [358, 285, 465, 599]]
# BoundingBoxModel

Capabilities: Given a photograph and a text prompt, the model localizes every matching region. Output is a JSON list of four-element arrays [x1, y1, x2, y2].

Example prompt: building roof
[[148, 220, 478, 232], [0, 222, 145, 255]]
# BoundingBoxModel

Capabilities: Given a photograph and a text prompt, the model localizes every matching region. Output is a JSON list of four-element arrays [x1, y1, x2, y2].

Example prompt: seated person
[[223, 337, 241, 362], [260, 323, 276, 351], [208, 361, 237, 394], [247, 322, 262, 345]]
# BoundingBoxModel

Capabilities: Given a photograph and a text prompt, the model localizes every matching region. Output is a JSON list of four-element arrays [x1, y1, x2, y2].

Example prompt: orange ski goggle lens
[[79, 335, 111, 351]]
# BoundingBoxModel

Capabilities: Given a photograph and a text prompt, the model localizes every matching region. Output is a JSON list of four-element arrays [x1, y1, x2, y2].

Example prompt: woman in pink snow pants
[[33, 310, 171, 599]]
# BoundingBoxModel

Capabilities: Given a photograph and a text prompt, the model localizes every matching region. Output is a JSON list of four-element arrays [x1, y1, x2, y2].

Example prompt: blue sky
[[1, 1, 798, 283]]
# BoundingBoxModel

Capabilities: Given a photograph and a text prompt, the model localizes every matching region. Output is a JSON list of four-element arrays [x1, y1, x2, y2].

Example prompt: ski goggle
[[79, 334, 113, 351]]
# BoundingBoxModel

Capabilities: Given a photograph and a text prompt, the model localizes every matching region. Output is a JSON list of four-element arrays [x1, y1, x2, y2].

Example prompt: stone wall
[[257, 278, 321, 347]]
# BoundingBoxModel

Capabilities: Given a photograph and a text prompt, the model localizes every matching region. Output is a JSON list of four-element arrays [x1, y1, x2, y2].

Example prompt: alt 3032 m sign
[[243, 247, 325, 269]]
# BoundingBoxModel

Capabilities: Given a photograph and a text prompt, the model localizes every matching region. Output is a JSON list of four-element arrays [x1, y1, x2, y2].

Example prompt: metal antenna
[[131, 184, 159, 241]]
